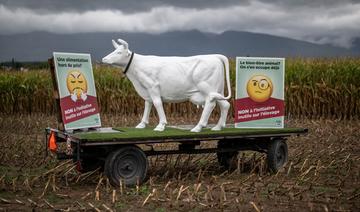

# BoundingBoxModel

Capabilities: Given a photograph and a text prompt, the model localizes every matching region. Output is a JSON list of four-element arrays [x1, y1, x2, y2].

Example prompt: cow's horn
[[117, 39, 128, 50], [112, 39, 120, 49]]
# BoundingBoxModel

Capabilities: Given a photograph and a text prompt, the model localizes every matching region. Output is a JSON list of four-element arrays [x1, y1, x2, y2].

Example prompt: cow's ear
[[117, 39, 128, 50], [112, 39, 119, 49]]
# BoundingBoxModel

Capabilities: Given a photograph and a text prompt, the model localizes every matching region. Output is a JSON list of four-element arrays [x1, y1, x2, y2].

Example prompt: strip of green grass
[[72, 127, 307, 142]]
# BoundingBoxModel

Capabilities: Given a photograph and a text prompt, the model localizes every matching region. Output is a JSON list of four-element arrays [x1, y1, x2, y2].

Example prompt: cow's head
[[102, 39, 131, 66]]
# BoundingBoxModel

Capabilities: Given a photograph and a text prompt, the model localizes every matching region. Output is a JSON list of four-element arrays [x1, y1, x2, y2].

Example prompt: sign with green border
[[235, 57, 285, 128], [53, 52, 101, 130]]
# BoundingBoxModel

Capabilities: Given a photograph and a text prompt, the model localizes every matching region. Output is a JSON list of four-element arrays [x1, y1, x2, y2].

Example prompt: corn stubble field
[[0, 58, 359, 211]]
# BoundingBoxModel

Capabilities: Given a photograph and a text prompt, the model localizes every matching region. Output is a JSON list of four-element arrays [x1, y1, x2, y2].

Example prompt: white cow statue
[[102, 39, 231, 132]]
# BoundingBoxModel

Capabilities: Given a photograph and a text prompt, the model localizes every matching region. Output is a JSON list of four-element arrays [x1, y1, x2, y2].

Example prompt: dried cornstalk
[[176, 185, 189, 201], [142, 188, 156, 206], [102, 203, 114, 212], [39, 175, 51, 198], [0, 198, 11, 204], [287, 162, 293, 176], [164, 181, 171, 191], [112, 189, 116, 203], [81, 192, 92, 200], [220, 183, 227, 202], [43, 199, 55, 209], [95, 176, 104, 191], [88, 202, 101, 212], [95, 190, 100, 201], [249, 201, 261, 212]]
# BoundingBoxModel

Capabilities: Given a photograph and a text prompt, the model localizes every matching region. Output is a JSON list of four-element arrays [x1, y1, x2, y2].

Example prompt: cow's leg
[[191, 82, 216, 132], [152, 96, 167, 131], [211, 100, 230, 131], [135, 100, 152, 128], [148, 88, 167, 131], [191, 97, 216, 132]]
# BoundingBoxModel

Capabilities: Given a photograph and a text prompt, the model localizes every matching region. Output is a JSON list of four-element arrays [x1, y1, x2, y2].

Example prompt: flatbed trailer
[[45, 126, 308, 186]]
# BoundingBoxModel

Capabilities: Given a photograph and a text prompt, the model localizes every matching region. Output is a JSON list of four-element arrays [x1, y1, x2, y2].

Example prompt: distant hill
[[0, 30, 357, 62], [351, 37, 360, 54]]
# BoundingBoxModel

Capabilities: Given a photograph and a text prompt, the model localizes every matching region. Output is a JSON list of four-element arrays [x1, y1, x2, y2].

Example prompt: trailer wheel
[[217, 140, 238, 169], [105, 145, 148, 187], [267, 139, 288, 173]]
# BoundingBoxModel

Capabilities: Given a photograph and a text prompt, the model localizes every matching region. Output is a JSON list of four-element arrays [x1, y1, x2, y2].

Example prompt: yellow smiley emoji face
[[66, 70, 88, 99], [246, 75, 273, 103]]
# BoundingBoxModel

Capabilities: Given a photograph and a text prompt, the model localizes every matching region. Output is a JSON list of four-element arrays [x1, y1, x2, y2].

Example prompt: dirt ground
[[0, 114, 359, 211]]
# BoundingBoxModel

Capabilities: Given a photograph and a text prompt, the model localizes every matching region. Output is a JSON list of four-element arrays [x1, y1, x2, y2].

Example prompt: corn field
[[0, 58, 359, 119], [0, 115, 359, 211]]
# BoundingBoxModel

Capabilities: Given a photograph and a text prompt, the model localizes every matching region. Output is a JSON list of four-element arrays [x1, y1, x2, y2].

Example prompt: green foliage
[[0, 60, 49, 70], [0, 58, 359, 119], [114, 201, 127, 210], [155, 208, 166, 212], [285, 58, 360, 119]]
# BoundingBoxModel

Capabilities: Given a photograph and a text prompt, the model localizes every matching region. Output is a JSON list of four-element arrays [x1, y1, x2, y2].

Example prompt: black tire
[[267, 139, 288, 173], [105, 145, 148, 187], [217, 140, 238, 169]]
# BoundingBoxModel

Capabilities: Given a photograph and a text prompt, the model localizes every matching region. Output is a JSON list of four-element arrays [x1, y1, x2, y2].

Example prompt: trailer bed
[[50, 126, 308, 146]]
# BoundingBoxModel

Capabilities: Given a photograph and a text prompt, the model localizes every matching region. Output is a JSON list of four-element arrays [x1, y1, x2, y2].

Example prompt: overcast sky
[[0, 0, 359, 48]]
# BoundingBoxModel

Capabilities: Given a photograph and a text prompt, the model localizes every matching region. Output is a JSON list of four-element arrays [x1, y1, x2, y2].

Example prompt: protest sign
[[53, 52, 101, 130], [235, 57, 285, 128]]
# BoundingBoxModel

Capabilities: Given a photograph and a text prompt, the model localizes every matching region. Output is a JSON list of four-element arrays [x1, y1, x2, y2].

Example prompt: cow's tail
[[221, 55, 232, 100], [210, 55, 231, 101]]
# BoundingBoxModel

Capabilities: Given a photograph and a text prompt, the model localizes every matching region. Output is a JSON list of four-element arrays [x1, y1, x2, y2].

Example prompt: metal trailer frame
[[45, 127, 308, 186]]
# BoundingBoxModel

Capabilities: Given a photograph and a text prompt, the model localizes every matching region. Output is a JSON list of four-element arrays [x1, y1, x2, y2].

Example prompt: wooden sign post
[[48, 57, 65, 130]]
